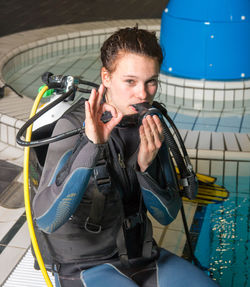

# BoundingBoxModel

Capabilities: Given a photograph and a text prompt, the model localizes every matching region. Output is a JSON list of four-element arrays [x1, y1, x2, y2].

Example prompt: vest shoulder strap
[[61, 97, 86, 128]]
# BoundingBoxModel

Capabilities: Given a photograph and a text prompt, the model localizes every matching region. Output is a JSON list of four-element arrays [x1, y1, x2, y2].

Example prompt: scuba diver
[[30, 27, 218, 286]]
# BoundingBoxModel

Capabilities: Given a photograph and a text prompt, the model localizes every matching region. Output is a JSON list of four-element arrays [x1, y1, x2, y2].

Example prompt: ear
[[101, 67, 111, 88]]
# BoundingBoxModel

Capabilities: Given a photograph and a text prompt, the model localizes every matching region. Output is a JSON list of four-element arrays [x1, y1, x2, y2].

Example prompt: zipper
[[109, 131, 131, 197], [118, 153, 126, 168], [116, 152, 131, 194]]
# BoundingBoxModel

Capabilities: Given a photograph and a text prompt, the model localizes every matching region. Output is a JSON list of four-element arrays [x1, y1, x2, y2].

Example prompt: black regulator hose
[[16, 88, 84, 147], [16, 72, 100, 148], [153, 101, 188, 158], [152, 101, 198, 200], [158, 112, 198, 200]]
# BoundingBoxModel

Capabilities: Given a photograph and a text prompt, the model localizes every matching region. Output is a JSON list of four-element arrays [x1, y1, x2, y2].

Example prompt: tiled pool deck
[[0, 19, 250, 286]]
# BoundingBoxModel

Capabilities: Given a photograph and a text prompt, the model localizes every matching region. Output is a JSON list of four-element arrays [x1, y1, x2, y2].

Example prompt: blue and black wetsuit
[[32, 99, 218, 287]]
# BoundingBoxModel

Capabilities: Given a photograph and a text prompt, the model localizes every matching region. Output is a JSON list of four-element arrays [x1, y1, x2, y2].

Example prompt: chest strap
[[84, 160, 111, 234]]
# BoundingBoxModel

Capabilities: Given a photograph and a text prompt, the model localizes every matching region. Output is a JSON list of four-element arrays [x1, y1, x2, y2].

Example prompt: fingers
[[138, 115, 164, 172], [85, 84, 122, 144], [153, 115, 164, 139], [88, 84, 122, 119], [100, 103, 118, 118], [141, 115, 164, 149], [100, 103, 122, 128], [139, 124, 146, 143], [85, 99, 91, 118], [88, 84, 105, 114]]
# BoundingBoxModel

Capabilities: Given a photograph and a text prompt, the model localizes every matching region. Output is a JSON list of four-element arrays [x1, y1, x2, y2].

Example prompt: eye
[[125, 79, 135, 85], [146, 79, 158, 86]]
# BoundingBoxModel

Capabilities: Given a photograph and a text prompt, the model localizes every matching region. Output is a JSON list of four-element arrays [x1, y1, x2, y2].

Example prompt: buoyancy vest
[[30, 98, 158, 271]]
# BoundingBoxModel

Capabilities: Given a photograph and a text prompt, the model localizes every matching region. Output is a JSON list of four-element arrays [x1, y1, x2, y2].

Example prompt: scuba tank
[[16, 73, 98, 147]]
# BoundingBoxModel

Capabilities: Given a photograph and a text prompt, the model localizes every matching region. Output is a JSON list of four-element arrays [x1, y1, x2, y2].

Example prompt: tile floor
[[0, 142, 28, 285]]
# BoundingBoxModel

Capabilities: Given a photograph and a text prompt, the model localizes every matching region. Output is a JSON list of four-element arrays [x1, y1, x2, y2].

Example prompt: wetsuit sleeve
[[136, 143, 182, 226], [32, 118, 106, 233]]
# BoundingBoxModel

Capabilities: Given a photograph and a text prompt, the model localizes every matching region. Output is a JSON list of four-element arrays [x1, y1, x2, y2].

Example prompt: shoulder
[[61, 98, 86, 128], [49, 98, 87, 147]]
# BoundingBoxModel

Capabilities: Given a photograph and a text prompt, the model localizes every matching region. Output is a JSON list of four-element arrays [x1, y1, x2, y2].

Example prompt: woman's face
[[102, 52, 160, 116]]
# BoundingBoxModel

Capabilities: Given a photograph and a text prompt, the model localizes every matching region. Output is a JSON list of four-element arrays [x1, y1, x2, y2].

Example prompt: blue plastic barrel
[[160, 0, 250, 80]]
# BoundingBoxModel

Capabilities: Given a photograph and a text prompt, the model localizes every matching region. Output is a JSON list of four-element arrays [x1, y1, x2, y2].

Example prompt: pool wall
[[159, 73, 250, 111]]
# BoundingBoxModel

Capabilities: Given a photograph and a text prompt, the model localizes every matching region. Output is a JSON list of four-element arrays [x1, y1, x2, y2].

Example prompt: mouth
[[132, 102, 151, 113], [129, 105, 138, 113]]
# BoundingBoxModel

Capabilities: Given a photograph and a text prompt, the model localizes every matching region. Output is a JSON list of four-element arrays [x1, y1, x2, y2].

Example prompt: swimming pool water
[[195, 175, 250, 287], [167, 108, 250, 134]]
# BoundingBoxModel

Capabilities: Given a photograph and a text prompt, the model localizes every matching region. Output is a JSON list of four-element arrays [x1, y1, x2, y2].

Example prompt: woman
[[33, 27, 218, 286]]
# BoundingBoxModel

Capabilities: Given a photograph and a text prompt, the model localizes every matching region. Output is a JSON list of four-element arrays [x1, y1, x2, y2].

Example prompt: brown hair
[[101, 26, 163, 73]]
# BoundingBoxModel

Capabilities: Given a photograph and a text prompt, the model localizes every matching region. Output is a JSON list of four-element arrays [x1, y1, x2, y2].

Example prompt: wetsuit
[[32, 99, 218, 286]]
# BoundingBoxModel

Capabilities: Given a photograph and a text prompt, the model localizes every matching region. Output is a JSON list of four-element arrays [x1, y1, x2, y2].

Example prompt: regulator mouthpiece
[[132, 102, 163, 123]]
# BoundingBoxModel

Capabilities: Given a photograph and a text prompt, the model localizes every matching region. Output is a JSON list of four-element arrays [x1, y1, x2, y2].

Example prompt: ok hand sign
[[85, 84, 123, 144]]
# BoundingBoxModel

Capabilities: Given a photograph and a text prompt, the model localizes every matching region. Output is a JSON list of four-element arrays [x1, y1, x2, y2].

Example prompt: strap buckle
[[180, 171, 198, 199], [123, 213, 144, 230], [93, 163, 111, 194], [51, 262, 61, 273], [84, 216, 102, 234]]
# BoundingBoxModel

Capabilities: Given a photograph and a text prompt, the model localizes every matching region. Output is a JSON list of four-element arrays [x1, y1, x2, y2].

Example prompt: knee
[[157, 249, 218, 287]]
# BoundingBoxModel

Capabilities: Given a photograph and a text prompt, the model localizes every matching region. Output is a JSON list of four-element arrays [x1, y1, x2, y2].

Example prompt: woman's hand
[[137, 115, 164, 172], [85, 84, 123, 144]]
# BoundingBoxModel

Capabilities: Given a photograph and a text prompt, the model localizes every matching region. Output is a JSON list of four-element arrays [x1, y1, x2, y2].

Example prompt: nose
[[136, 84, 148, 101]]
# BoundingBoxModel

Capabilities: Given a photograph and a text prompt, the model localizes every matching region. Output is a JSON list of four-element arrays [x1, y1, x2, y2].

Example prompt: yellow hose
[[23, 85, 53, 287]]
